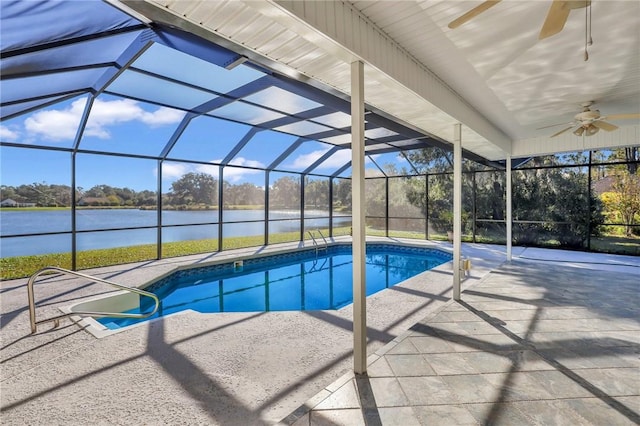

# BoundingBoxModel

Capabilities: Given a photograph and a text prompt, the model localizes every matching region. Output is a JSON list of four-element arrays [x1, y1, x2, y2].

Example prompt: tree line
[[0, 173, 354, 210], [397, 146, 639, 244], [2, 147, 637, 242]]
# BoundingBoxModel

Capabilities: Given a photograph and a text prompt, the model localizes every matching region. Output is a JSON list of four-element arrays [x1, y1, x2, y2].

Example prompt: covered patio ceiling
[[120, 0, 640, 161]]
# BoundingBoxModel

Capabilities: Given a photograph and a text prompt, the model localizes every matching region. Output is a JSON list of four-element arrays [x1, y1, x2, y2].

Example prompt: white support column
[[506, 155, 512, 261], [453, 124, 462, 301], [351, 60, 367, 374]]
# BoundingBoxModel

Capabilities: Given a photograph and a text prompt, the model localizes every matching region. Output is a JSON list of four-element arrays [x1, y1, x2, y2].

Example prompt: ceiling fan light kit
[[538, 102, 640, 138], [574, 124, 599, 137]]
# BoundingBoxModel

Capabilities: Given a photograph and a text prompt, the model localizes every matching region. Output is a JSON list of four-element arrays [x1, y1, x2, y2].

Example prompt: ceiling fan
[[538, 102, 640, 138], [448, 0, 591, 40]]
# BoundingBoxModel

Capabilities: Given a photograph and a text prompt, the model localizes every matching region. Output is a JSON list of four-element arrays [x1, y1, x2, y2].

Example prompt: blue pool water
[[98, 244, 452, 329]]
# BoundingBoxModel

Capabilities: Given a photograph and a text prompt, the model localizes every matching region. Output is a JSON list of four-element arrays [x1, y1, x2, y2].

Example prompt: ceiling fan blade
[[601, 113, 640, 121], [550, 126, 574, 138], [592, 121, 618, 132], [539, 1, 570, 40], [448, 1, 502, 29]]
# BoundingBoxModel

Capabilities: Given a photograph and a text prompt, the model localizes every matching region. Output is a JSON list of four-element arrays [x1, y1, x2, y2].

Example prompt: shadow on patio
[[287, 259, 640, 425]]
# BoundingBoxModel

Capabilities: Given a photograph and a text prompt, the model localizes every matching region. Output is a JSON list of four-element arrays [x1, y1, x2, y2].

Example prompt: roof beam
[[0, 92, 83, 122], [0, 25, 148, 59], [159, 113, 198, 159], [196, 75, 274, 114], [258, 106, 334, 130], [366, 154, 387, 177], [267, 138, 306, 170], [331, 161, 351, 178], [221, 127, 261, 166], [92, 34, 155, 94], [302, 146, 340, 174]]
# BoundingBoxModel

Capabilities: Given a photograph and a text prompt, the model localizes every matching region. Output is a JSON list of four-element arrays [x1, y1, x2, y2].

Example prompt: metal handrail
[[27, 266, 160, 334], [307, 231, 319, 256], [316, 229, 328, 247], [306, 257, 329, 273], [307, 229, 328, 258]]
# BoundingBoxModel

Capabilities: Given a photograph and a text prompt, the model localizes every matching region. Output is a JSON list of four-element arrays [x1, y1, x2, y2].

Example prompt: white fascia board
[[512, 125, 640, 158]]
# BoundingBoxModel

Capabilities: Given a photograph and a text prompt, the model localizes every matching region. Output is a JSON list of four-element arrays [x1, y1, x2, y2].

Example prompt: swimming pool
[[93, 243, 452, 330]]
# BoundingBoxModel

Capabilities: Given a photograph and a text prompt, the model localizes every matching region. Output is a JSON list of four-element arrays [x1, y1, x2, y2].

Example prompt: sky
[[0, 94, 412, 192], [1, 45, 411, 192]]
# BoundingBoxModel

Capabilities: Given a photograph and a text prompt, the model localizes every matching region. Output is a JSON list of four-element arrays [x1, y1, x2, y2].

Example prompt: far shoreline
[[0, 205, 349, 212]]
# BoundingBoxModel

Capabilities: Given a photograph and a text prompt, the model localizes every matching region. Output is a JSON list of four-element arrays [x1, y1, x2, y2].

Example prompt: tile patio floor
[[1, 241, 638, 425], [283, 249, 640, 425]]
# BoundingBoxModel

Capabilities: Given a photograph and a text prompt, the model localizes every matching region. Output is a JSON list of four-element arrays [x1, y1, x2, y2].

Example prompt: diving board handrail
[[27, 266, 160, 334]]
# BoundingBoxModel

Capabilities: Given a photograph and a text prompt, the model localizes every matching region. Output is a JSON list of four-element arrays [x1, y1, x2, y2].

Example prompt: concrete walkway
[[1, 240, 639, 425], [283, 247, 640, 425]]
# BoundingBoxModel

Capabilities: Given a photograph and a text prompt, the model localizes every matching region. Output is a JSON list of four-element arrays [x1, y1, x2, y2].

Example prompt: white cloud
[[218, 157, 265, 183], [160, 158, 263, 184], [157, 162, 220, 184], [286, 149, 330, 169], [0, 125, 20, 141], [141, 106, 185, 127], [160, 162, 189, 180], [195, 163, 220, 176], [228, 157, 264, 169], [320, 150, 353, 169], [223, 167, 259, 183], [24, 100, 85, 141], [23, 98, 185, 142], [287, 148, 353, 170]]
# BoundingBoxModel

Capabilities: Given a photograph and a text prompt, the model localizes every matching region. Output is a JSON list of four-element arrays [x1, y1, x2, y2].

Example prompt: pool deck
[[1, 237, 639, 425]]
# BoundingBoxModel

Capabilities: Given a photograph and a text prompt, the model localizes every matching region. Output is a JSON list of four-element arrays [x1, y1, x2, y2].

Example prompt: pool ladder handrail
[[27, 266, 160, 334], [307, 229, 328, 257], [307, 257, 328, 273]]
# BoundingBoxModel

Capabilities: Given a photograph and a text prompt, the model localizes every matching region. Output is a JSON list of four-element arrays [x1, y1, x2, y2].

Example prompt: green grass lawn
[[0, 227, 346, 280], [2, 228, 637, 281], [590, 235, 640, 255]]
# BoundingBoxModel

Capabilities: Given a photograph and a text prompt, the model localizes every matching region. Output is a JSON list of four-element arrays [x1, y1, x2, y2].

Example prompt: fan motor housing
[[575, 110, 600, 122]]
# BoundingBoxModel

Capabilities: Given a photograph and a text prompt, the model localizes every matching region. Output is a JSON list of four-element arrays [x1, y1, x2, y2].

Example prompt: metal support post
[[506, 156, 512, 261], [351, 60, 367, 374], [453, 124, 462, 301]]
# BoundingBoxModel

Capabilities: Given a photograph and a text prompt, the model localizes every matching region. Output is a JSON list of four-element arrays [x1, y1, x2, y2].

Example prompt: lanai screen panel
[[269, 172, 301, 244], [276, 140, 337, 173], [244, 86, 322, 115], [167, 116, 253, 162], [209, 101, 286, 125], [230, 130, 300, 168], [1, 0, 471, 279], [133, 43, 266, 94], [78, 94, 185, 156], [1, 95, 90, 149]]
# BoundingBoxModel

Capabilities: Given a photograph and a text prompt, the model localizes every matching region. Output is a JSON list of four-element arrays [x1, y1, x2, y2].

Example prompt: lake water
[[0, 209, 352, 257]]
